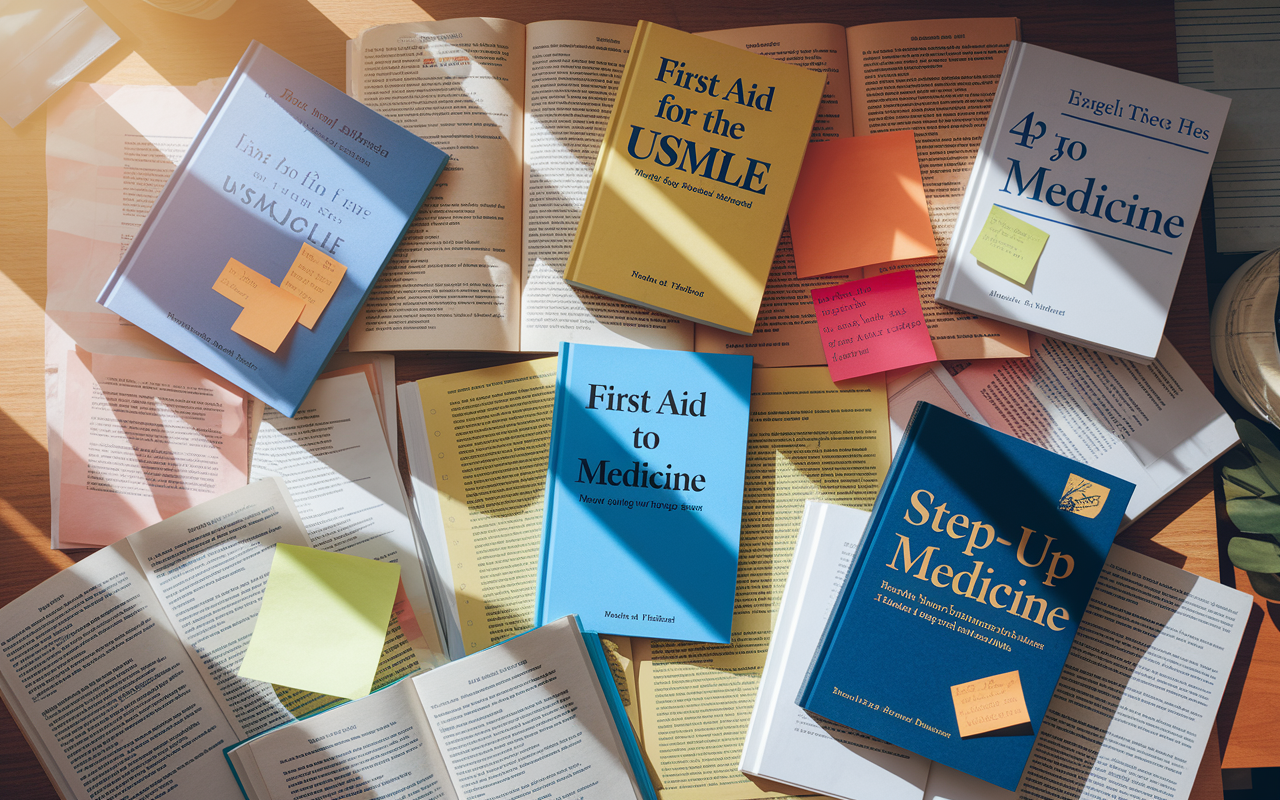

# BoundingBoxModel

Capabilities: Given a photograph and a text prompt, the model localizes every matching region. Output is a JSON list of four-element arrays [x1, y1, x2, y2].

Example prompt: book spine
[[562, 21, 651, 284], [795, 401, 933, 709], [581, 629, 658, 800], [534, 343, 573, 626], [98, 43, 263, 305]]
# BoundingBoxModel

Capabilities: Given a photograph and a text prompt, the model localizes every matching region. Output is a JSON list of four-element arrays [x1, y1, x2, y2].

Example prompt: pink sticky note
[[811, 270, 936, 381]]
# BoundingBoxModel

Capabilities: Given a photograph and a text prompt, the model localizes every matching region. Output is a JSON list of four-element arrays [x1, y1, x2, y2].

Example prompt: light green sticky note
[[969, 206, 1049, 285], [238, 544, 400, 700]]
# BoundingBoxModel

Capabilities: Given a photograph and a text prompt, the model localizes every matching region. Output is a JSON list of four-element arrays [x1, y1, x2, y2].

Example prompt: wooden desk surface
[[0, 0, 1264, 796]]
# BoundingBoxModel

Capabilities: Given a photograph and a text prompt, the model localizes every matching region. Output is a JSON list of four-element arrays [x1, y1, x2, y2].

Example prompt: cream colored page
[[237, 680, 455, 800], [249, 373, 446, 665], [695, 24, 853, 365], [126, 479, 311, 741], [520, 21, 693, 352], [414, 358, 557, 655], [847, 18, 1028, 360], [0, 543, 242, 800], [349, 19, 525, 352], [636, 366, 890, 800]]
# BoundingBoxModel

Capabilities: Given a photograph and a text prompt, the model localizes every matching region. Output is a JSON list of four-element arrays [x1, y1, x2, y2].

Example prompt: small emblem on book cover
[[1059, 473, 1110, 518]]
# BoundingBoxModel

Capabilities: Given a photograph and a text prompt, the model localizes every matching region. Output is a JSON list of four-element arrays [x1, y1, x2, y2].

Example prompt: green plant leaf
[[1224, 496, 1280, 534], [1245, 570, 1280, 602], [1222, 460, 1274, 500], [1236, 419, 1280, 495], [1228, 536, 1280, 572]]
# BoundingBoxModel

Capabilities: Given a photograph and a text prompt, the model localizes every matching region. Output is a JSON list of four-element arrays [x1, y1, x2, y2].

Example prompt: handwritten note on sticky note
[[213, 258, 270, 307], [231, 282, 305, 353], [950, 670, 1032, 738], [812, 270, 936, 381], [281, 243, 347, 329], [238, 544, 401, 700], [970, 206, 1049, 285]]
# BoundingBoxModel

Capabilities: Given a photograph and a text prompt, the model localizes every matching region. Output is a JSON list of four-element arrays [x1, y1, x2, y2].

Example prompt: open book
[[0, 480, 431, 800], [346, 17, 1029, 362], [226, 616, 656, 800], [400, 360, 893, 800], [741, 500, 1251, 800]]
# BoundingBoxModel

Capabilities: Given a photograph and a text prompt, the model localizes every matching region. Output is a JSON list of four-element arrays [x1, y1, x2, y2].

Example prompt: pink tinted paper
[[812, 270, 936, 381], [58, 349, 249, 547]]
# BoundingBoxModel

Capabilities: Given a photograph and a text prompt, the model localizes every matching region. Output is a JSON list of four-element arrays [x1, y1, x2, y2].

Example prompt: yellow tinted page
[[635, 366, 889, 800], [414, 357, 557, 654]]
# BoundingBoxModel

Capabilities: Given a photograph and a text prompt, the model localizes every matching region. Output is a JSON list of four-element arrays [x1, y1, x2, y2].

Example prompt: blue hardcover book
[[537, 343, 753, 643], [97, 42, 446, 416], [797, 402, 1135, 790]]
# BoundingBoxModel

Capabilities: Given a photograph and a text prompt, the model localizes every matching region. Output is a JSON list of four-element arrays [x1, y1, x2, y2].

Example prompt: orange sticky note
[[231, 281, 305, 353], [281, 243, 347, 329], [213, 258, 271, 307], [789, 131, 937, 278], [950, 670, 1032, 738]]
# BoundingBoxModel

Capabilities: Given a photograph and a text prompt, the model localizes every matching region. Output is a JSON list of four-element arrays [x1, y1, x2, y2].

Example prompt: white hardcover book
[[739, 500, 931, 800], [935, 41, 1230, 363]]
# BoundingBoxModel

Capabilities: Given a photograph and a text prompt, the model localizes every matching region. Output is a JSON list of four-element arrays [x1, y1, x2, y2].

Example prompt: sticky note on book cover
[[788, 131, 936, 278], [213, 258, 271, 306], [231, 282, 305, 353], [281, 242, 347, 329], [970, 206, 1049, 285], [950, 670, 1032, 738], [238, 544, 400, 700], [811, 269, 936, 381]]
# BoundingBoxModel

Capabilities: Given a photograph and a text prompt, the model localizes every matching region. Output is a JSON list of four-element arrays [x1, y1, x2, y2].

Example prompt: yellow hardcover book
[[564, 20, 825, 335]]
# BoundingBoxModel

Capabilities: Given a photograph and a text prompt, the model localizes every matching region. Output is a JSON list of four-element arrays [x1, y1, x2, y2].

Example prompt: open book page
[[414, 616, 645, 800], [227, 678, 455, 800], [519, 21, 692, 352], [925, 545, 1252, 800], [741, 501, 929, 800], [57, 348, 249, 548], [847, 18, 1029, 360], [694, 23, 855, 365], [885, 362, 987, 454], [404, 358, 558, 658], [248, 372, 448, 665], [347, 18, 526, 352], [125, 479, 311, 740], [0, 541, 242, 800], [633, 366, 890, 800], [947, 335, 1238, 525]]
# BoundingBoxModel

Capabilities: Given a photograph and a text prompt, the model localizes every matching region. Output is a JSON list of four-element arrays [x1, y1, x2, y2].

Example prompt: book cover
[[797, 402, 1134, 790], [563, 20, 825, 335], [934, 41, 1230, 363], [537, 343, 753, 642], [97, 41, 447, 416]]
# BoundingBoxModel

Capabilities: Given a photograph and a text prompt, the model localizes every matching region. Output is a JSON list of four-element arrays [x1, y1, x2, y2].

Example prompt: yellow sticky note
[[280, 243, 347, 329], [213, 258, 271, 307], [238, 544, 401, 700], [231, 282, 305, 353], [969, 206, 1049, 285], [950, 670, 1032, 738]]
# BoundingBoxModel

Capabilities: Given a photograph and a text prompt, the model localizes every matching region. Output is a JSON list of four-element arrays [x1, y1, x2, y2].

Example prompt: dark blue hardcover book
[[797, 402, 1134, 790], [536, 343, 753, 643], [98, 41, 446, 417]]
